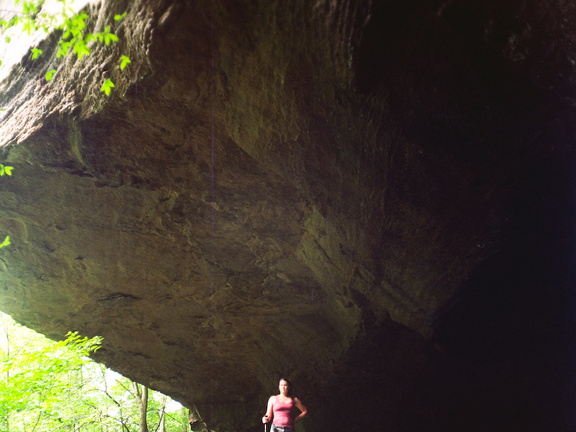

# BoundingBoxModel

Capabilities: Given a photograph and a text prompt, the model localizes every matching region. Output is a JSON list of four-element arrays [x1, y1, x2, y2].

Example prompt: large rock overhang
[[0, 0, 574, 430]]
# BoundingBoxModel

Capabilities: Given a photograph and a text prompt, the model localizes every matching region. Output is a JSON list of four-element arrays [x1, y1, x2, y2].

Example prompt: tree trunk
[[158, 394, 168, 432], [133, 383, 149, 432]]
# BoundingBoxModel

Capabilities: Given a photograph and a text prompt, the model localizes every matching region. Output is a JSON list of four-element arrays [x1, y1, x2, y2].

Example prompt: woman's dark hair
[[279, 377, 293, 396]]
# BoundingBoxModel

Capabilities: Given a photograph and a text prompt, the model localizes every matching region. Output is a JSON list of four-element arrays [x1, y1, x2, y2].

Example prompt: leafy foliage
[[120, 54, 131, 70], [0, 314, 189, 432], [0, 326, 103, 430], [45, 67, 55, 80], [100, 77, 115, 96], [0, 164, 13, 249], [0, 164, 14, 176], [0, 236, 10, 248], [0, 0, 131, 95]]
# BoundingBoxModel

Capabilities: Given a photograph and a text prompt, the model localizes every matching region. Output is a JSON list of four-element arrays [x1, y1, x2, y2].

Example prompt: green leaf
[[100, 78, 115, 96], [22, 20, 34, 35], [70, 13, 88, 33], [104, 32, 119, 45], [45, 69, 56, 81], [73, 39, 90, 58], [30, 48, 43, 60], [4, 166, 13, 176], [22, 1, 39, 17], [0, 236, 11, 248], [57, 40, 73, 57], [119, 55, 131, 70], [114, 12, 127, 21]]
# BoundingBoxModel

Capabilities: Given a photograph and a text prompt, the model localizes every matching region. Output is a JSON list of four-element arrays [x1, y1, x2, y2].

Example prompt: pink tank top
[[273, 395, 295, 427]]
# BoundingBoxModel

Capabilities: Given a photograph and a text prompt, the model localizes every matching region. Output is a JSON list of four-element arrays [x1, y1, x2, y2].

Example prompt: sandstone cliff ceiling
[[0, 0, 574, 431]]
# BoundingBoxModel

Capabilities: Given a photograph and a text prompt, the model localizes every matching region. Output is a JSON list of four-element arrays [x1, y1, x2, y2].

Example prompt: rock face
[[0, 0, 574, 431]]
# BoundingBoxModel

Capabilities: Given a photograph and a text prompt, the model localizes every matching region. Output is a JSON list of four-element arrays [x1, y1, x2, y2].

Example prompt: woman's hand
[[262, 415, 270, 424]]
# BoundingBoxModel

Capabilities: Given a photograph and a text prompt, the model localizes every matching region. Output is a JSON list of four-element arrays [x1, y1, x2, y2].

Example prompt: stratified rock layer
[[0, 0, 574, 431]]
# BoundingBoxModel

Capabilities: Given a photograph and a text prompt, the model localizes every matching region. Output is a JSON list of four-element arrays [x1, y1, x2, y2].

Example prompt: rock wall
[[0, 0, 574, 431]]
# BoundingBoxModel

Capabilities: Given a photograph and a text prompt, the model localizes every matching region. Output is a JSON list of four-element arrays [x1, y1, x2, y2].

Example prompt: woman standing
[[262, 378, 308, 432]]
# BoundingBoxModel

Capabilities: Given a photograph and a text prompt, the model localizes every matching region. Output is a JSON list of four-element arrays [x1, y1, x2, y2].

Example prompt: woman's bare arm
[[262, 396, 275, 423], [293, 397, 308, 423]]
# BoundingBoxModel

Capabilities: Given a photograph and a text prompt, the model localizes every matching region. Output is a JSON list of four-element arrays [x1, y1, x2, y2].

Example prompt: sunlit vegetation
[[0, 164, 13, 249], [0, 0, 130, 94], [0, 312, 189, 432]]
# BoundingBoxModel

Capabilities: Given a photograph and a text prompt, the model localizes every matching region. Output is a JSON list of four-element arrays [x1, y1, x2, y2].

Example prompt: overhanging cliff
[[0, 0, 574, 431]]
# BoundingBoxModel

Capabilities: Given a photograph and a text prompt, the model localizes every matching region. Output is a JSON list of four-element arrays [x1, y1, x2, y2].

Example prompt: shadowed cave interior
[[0, 0, 575, 431]]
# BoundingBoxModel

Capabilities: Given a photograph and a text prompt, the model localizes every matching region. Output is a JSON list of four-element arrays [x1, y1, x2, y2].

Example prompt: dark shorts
[[271, 425, 294, 432]]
